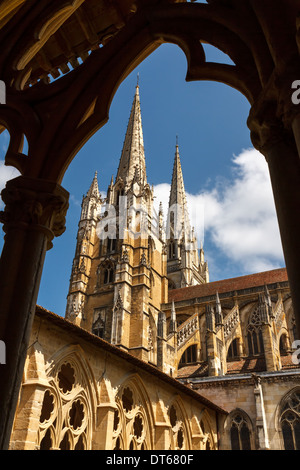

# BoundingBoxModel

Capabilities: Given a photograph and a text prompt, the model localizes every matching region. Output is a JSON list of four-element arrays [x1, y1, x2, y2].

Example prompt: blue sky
[[0, 43, 285, 316]]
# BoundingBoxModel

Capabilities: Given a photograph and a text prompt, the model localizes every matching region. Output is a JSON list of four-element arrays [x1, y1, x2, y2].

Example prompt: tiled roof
[[177, 362, 209, 379], [226, 356, 266, 375], [176, 355, 300, 380], [168, 268, 288, 303]]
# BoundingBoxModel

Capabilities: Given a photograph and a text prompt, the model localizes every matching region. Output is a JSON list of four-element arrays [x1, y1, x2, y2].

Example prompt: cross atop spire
[[116, 84, 147, 189]]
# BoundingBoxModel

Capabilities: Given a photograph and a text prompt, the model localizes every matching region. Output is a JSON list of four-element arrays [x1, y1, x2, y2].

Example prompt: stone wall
[[9, 306, 225, 451]]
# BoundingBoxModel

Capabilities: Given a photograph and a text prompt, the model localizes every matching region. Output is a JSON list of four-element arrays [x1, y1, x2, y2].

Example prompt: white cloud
[[153, 148, 284, 276], [0, 160, 20, 209], [0, 131, 21, 209]]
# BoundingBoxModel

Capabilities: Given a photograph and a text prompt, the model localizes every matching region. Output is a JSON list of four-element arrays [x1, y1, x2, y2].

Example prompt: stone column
[[205, 305, 219, 376], [0, 176, 69, 450], [265, 140, 300, 340], [94, 405, 116, 450], [154, 400, 171, 450], [252, 374, 270, 450], [291, 115, 300, 158], [249, 112, 300, 341], [157, 311, 168, 373]]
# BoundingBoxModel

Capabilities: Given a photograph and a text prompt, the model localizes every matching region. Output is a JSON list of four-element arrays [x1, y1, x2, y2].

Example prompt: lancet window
[[106, 237, 116, 253], [229, 412, 252, 450], [247, 307, 265, 355], [97, 260, 115, 286], [168, 240, 176, 259], [227, 338, 239, 360], [103, 266, 114, 284], [280, 389, 300, 450]]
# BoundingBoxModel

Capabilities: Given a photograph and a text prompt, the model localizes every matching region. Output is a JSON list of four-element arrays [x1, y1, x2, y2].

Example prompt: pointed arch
[[224, 408, 254, 450], [275, 386, 300, 450], [167, 394, 193, 450], [37, 344, 99, 450], [113, 373, 155, 450], [198, 408, 217, 450], [178, 343, 198, 369]]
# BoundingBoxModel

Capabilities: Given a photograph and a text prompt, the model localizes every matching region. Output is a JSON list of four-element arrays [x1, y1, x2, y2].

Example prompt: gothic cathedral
[[9, 85, 300, 451], [65, 83, 209, 370]]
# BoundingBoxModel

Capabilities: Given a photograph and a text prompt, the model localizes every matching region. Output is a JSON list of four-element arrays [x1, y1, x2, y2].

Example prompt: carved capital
[[0, 176, 69, 249], [248, 102, 293, 158]]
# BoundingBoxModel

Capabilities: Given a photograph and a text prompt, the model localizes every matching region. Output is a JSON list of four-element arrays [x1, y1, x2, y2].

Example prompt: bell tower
[[65, 171, 102, 325], [66, 84, 168, 364]]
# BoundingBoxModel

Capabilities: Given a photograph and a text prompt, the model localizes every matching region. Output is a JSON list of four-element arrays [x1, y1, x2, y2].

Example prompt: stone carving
[[224, 306, 239, 340], [0, 176, 69, 249], [177, 314, 198, 349]]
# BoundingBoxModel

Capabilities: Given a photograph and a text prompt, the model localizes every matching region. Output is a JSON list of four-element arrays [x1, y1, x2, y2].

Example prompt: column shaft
[[266, 141, 300, 340], [0, 176, 68, 449]]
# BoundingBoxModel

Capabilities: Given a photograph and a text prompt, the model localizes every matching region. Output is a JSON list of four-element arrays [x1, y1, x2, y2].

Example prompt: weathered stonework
[[9, 84, 300, 451]]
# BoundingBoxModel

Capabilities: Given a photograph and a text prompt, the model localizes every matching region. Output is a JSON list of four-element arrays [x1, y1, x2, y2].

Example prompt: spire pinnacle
[[168, 142, 191, 234], [169, 300, 177, 334], [116, 85, 147, 188], [87, 171, 100, 198]]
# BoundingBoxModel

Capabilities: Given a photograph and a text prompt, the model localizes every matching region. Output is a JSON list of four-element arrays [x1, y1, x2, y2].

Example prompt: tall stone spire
[[168, 143, 191, 234], [80, 171, 101, 222], [166, 142, 209, 288], [116, 84, 147, 188], [65, 172, 102, 323], [86, 171, 100, 199]]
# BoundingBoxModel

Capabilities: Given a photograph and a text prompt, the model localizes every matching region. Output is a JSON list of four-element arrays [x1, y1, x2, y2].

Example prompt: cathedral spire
[[80, 171, 101, 221], [116, 84, 147, 188], [168, 142, 191, 242], [166, 142, 209, 288], [169, 142, 189, 212], [86, 171, 100, 199]]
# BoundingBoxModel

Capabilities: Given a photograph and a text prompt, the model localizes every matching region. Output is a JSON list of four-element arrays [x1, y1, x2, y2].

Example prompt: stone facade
[[9, 307, 223, 450]]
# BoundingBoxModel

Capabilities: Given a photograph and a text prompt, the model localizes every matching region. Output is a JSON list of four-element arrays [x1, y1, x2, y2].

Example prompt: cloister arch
[[1, 0, 300, 451], [113, 373, 155, 450]]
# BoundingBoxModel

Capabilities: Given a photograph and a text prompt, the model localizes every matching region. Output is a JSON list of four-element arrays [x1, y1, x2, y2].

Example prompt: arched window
[[92, 308, 106, 339], [229, 412, 252, 450], [116, 188, 124, 206], [107, 237, 116, 253], [179, 345, 197, 368], [279, 333, 288, 355], [227, 338, 239, 360], [247, 326, 264, 355], [96, 261, 115, 287], [280, 389, 300, 450], [168, 240, 176, 259], [247, 307, 265, 356]]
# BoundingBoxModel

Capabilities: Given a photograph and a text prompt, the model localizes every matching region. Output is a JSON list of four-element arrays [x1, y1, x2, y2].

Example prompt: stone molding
[[0, 176, 69, 249]]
